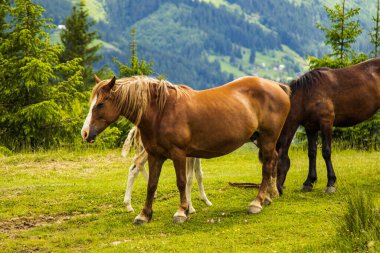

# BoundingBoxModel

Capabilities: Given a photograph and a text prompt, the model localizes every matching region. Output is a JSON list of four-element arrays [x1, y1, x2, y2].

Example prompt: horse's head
[[81, 76, 120, 143]]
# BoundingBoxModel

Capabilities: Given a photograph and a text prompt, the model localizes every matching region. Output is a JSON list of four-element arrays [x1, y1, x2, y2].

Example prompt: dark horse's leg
[[321, 122, 336, 193], [302, 129, 318, 192], [276, 147, 290, 195], [134, 154, 165, 224]]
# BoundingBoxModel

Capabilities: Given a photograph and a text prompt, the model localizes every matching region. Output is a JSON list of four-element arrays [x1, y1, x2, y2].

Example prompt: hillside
[[38, 0, 377, 88]]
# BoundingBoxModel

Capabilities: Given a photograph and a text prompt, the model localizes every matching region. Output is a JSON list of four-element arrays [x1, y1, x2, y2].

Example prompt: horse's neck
[[129, 99, 162, 134], [120, 87, 158, 124]]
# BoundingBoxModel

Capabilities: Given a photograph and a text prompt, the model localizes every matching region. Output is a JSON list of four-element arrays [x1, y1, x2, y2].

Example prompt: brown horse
[[81, 75, 290, 224], [276, 58, 380, 194]]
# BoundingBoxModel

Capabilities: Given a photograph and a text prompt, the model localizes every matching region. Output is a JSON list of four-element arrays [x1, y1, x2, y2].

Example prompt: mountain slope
[[39, 0, 376, 88]]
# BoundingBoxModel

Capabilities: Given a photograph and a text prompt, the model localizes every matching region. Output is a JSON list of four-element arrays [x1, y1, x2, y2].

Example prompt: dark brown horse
[[81, 75, 290, 224], [276, 58, 380, 194]]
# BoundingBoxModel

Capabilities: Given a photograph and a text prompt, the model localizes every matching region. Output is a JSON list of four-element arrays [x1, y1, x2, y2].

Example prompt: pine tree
[[309, 0, 367, 69], [0, 0, 85, 150], [114, 28, 153, 77], [60, 0, 101, 85], [370, 0, 380, 57], [0, 0, 10, 39], [108, 28, 154, 148]]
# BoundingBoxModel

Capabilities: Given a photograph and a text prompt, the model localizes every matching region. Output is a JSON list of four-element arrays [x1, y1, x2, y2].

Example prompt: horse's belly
[[186, 134, 249, 159], [186, 143, 244, 159]]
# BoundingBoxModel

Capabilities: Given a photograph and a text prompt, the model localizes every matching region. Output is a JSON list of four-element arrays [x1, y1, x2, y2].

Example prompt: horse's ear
[[94, 75, 102, 84], [102, 76, 116, 92]]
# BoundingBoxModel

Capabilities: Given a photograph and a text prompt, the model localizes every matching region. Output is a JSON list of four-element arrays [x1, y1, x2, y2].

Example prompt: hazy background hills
[[38, 0, 377, 89]]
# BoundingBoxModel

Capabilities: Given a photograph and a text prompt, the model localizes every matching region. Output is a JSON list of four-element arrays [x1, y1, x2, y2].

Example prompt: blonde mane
[[90, 76, 190, 125]]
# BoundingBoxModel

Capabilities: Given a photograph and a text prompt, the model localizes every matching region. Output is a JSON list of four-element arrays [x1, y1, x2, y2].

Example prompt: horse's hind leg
[[249, 134, 278, 214], [194, 158, 212, 206], [186, 158, 196, 214], [124, 163, 140, 212], [124, 150, 148, 212], [302, 129, 318, 192], [320, 122, 336, 193]]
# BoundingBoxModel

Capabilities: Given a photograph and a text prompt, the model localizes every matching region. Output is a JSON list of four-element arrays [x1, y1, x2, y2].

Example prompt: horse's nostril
[[82, 131, 88, 140]]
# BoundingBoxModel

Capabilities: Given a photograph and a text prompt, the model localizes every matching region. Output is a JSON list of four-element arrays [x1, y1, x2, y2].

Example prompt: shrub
[[0, 146, 12, 156], [335, 190, 380, 252]]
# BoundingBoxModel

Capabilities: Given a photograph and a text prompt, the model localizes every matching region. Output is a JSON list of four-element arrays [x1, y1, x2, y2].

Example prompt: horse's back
[[301, 59, 380, 127], [161, 76, 290, 158], [333, 58, 380, 116]]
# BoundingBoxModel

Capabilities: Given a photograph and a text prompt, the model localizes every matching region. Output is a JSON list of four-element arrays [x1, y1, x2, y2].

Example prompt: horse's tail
[[278, 83, 291, 96], [121, 126, 141, 157]]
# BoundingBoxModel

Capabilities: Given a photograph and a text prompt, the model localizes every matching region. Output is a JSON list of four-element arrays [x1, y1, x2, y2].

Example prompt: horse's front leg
[[276, 147, 290, 195], [302, 129, 318, 192], [173, 153, 189, 223], [134, 154, 165, 225]]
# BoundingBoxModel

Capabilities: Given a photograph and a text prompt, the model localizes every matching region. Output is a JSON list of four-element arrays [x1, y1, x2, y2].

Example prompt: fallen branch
[[228, 182, 261, 188]]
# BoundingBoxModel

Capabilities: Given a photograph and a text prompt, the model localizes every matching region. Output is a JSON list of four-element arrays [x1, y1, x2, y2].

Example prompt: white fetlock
[[269, 188, 279, 199], [268, 177, 279, 199], [248, 201, 263, 214], [134, 213, 149, 225]]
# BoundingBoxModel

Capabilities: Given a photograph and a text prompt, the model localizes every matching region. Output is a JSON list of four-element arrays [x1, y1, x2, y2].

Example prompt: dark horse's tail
[[278, 83, 291, 96]]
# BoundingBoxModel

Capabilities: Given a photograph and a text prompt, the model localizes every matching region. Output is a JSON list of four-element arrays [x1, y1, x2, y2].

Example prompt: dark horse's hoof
[[325, 186, 336, 193], [301, 185, 313, 192], [133, 220, 145, 225], [133, 219, 146, 225]]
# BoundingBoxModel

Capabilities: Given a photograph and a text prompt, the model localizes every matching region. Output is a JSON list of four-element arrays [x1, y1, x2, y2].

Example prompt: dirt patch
[[0, 213, 93, 234]]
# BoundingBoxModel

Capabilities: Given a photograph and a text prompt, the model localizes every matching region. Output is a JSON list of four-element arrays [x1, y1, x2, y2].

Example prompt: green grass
[[0, 145, 379, 252]]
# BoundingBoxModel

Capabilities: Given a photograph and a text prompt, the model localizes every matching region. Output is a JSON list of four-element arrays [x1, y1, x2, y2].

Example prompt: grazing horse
[[81, 75, 290, 224], [276, 58, 380, 194], [122, 126, 212, 213]]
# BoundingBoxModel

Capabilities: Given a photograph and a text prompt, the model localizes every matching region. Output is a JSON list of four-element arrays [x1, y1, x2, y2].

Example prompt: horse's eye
[[96, 103, 104, 109]]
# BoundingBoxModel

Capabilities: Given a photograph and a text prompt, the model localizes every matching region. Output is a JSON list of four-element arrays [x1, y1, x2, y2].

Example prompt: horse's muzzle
[[82, 128, 97, 143]]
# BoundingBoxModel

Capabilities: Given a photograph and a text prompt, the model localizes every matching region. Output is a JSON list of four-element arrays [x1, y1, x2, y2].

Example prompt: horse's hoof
[[325, 186, 336, 193], [301, 185, 313, 192], [173, 215, 187, 223], [202, 198, 213, 207], [133, 218, 146, 225], [248, 204, 262, 214], [188, 206, 196, 214], [277, 185, 284, 196], [125, 204, 134, 213]]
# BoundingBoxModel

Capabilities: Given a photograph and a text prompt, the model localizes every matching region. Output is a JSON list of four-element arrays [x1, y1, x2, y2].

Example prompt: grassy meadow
[[0, 145, 379, 252]]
